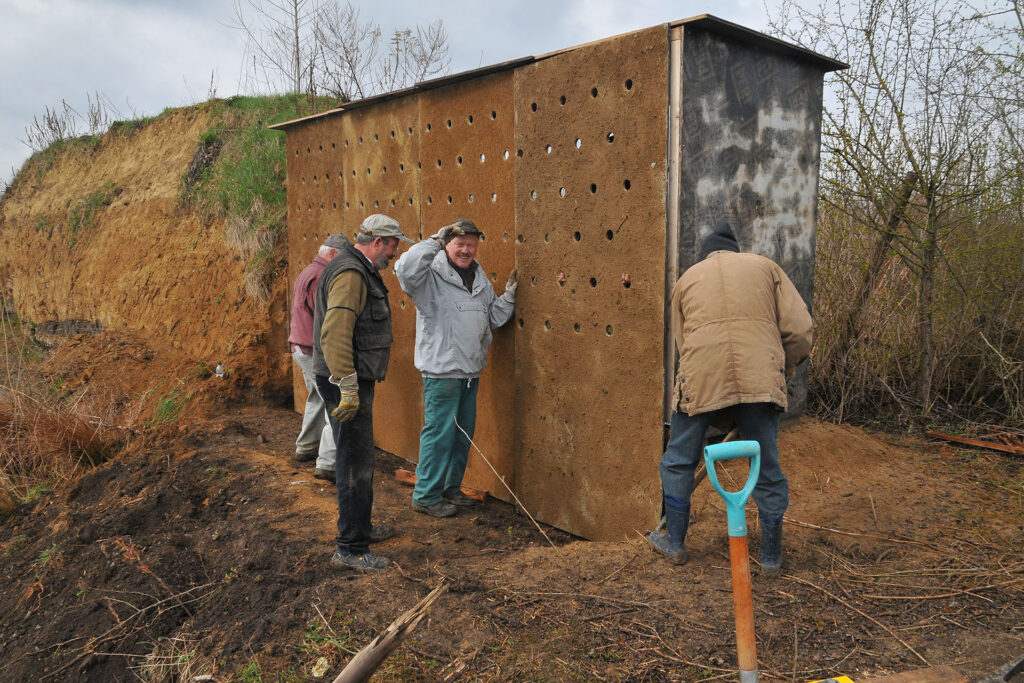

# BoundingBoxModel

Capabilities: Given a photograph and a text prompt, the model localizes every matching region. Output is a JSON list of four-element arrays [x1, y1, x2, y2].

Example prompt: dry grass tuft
[[1, 307, 122, 508]]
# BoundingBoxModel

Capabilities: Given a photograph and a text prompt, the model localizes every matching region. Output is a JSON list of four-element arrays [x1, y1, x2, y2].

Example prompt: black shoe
[[313, 468, 336, 483], [332, 550, 390, 571], [412, 500, 456, 518], [370, 523, 395, 543], [294, 450, 317, 463], [442, 489, 478, 507]]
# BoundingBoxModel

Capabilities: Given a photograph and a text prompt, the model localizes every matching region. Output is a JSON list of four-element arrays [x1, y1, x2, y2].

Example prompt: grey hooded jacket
[[394, 239, 515, 379]]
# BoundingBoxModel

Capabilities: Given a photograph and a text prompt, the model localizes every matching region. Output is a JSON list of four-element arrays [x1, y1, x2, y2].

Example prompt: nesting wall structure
[[273, 16, 844, 541]]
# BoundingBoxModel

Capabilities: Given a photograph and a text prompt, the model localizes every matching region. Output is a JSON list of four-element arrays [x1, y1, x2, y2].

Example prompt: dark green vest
[[312, 242, 393, 381]]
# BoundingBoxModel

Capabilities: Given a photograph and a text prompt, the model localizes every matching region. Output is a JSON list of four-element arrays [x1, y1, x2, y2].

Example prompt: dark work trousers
[[316, 375, 376, 555], [660, 402, 787, 518]]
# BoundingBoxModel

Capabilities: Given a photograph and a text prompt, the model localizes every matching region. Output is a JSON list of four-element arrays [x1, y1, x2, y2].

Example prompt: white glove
[[505, 269, 518, 298]]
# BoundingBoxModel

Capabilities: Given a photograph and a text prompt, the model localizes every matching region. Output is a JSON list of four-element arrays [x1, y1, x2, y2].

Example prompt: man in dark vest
[[313, 214, 412, 571]]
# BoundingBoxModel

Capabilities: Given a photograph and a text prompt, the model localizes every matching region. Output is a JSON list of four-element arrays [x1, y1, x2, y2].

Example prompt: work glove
[[431, 223, 465, 244], [330, 373, 359, 422], [505, 269, 518, 298]]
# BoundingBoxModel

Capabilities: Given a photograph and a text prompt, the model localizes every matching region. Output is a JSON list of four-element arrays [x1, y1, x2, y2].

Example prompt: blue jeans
[[316, 375, 376, 554], [412, 377, 479, 506], [660, 403, 788, 518]]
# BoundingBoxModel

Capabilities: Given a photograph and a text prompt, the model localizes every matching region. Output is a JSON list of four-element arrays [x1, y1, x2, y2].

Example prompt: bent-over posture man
[[394, 218, 516, 518], [648, 221, 812, 576], [313, 214, 412, 571]]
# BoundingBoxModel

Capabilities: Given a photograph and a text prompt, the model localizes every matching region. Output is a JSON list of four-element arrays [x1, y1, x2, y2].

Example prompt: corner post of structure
[[664, 25, 683, 424]]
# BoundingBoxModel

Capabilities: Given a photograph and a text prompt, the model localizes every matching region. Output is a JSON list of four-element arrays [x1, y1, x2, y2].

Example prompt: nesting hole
[[518, 318, 524, 328], [446, 119, 452, 128], [530, 102, 538, 112], [589, 277, 597, 287], [544, 320, 552, 330], [591, 87, 598, 97], [606, 325, 614, 336], [625, 78, 633, 90], [467, 114, 474, 124], [573, 323, 581, 333], [559, 95, 566, 105], [573, 231, 581, 241], [457, 156, 463, 165], [590, 183, 597, 194], [606, 229, 614, 240], [490, 110, 497, 119], [623, 179, 631, 190]]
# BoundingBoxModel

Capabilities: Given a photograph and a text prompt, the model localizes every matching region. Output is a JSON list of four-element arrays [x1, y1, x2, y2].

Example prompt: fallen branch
[[333, 582, 448, 683], [786, 575, 929, 666], [926, 431, 1024, 456]]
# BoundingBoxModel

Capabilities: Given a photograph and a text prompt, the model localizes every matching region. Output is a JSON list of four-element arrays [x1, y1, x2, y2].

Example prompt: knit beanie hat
[[698, 221, 740, 260]]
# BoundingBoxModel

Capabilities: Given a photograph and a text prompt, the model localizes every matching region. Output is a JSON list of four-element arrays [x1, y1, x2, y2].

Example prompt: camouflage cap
[[358, 214, 413, 243], [446, 218, 484, 239]]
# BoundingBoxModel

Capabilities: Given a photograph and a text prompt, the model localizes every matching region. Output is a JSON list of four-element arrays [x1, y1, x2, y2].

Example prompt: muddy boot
[[759, 514, 783, 577], [647, 501, 689, 564]]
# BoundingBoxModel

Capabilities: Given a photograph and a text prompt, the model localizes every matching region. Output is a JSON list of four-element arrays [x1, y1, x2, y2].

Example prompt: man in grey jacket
[[394, 218, 517, 518]]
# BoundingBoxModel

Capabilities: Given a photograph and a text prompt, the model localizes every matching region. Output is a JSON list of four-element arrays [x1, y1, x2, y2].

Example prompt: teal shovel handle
[[704, 441, 761, 537]]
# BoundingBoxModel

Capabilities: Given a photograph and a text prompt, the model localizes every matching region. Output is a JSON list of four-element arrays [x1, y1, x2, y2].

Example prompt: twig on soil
[[455, 417, 564, 558], [596, 546, 641, 585], [861, 575, 1024, 602], [785, 516, 936, 548], [786, 575, 929, 665]]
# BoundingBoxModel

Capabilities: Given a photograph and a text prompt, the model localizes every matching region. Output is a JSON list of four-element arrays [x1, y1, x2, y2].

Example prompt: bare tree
[[772, 0, 1024, 418], [230, 0, 450, 99], [231, 0, 325, 94]]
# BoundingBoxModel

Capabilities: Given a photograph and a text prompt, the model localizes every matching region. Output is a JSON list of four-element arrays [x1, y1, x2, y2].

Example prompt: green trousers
[[412, 377, 479, 506]]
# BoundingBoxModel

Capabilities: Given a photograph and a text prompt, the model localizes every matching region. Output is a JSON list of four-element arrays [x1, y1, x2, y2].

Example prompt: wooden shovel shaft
[[729, 535, 758, 675]]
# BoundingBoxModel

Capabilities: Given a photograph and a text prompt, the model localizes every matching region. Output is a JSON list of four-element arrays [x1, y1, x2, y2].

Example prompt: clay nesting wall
[[280, 18, 840, 540]]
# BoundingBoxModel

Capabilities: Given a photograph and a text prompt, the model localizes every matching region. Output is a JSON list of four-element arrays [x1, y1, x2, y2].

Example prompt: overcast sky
[[1, 0, 787, 183]]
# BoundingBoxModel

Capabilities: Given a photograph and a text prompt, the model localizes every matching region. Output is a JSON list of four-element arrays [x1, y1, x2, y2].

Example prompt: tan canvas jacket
[[670, 250, 813, 415]]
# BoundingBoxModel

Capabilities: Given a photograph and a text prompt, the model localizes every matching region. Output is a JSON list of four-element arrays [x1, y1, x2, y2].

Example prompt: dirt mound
[[0, 405, 1021, 681], [0, 103, 291, 419]]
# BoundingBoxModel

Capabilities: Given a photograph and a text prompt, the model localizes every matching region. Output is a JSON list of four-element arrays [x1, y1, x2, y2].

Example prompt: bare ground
[[1, 389, 1022, 682]]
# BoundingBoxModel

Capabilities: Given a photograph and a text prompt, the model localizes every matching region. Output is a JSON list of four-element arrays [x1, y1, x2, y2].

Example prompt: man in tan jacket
[[648, 222, 813, 576]]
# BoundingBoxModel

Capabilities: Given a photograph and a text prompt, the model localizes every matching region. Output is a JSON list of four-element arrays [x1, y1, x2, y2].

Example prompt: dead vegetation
[[0, 308, 123, 511]]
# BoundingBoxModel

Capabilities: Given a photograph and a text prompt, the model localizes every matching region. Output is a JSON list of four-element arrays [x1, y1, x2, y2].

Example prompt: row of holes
[[297, 132, 620, 183], [530, 180, 631, 199], [294, 110, 505, 156], [519, 319, 617, 336], [528, 79, 635, 112]]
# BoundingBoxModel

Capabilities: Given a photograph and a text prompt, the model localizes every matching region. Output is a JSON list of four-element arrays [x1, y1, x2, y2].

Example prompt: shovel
[[704, 440, 761, 683]]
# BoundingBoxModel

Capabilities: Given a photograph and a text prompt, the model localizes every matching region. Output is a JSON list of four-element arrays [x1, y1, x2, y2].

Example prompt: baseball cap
[[358, 214, 413, 243]]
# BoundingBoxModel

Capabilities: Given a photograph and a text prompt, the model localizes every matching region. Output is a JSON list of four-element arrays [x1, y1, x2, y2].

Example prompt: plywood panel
[[418, 72, 517, 497], [678, 26, 826, 415], [513, 25, 669, 540], [337, 99, 423, 458]]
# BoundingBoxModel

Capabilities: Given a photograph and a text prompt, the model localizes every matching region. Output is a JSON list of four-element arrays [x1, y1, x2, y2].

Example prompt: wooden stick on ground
[[333, 582, 448, 683], [926, 430, 1024, 456]]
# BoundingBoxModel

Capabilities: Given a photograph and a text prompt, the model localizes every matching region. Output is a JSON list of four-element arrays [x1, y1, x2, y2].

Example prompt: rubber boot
[[759, 514, 783, 576], [647, 500, 689, 564]]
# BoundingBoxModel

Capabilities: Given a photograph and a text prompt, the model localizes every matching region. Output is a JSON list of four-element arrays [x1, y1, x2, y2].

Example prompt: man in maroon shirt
[[288, 234, 347, 482]]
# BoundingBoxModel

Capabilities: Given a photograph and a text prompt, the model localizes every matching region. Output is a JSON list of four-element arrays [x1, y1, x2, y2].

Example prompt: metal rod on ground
[[333, 582, 448, 683], [454, 416, 562, 554]]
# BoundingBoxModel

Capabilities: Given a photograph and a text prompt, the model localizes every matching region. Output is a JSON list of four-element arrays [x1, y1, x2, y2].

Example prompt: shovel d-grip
[[704, 440, 761, 683]]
